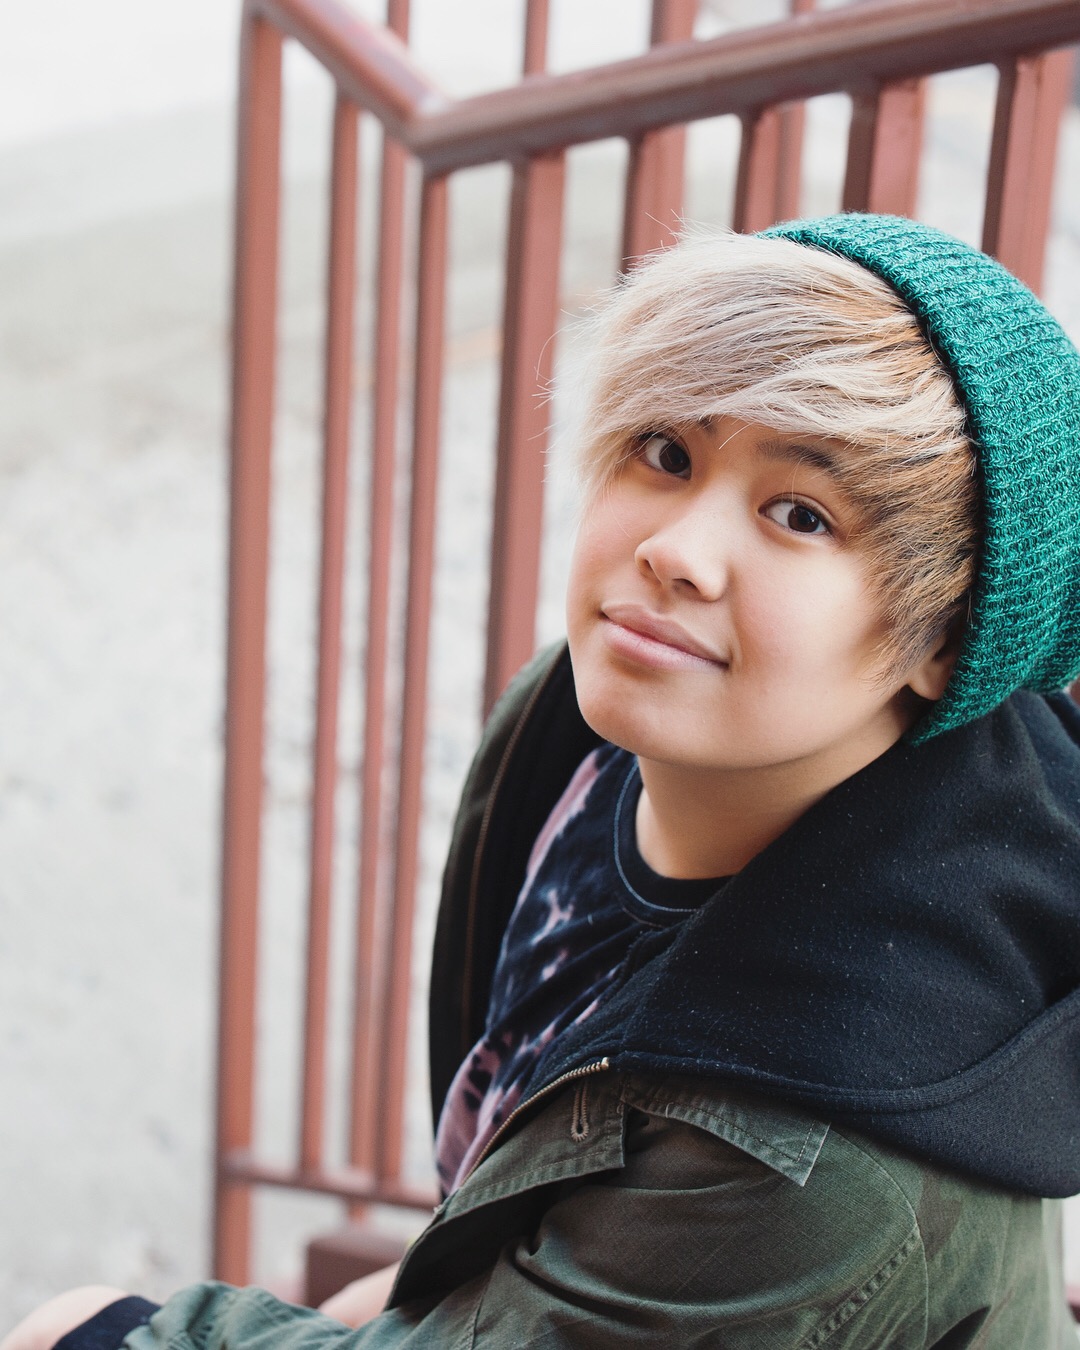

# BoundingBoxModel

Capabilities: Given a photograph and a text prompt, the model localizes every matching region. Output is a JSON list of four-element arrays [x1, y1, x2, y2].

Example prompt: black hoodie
[[430, 643, 1080, 1198]]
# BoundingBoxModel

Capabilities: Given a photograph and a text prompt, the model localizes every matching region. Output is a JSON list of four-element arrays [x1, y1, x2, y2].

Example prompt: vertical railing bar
[[843, 87, 877, 214], [375, 171, 449, 1182], [842, 77, 926, 217], [733, 0, 813, 233], [620, 0, 697, 269], [480, 0, 564, 716], [773, 0, 815, 221], [348, 0, 411, 1189], [299, 93, 361, 1176], [213, 4, 284, 1285], [772, 98, 805, 222], [983, 47, 1073, 295], [522, 0, 550, 77], [481, 152, 567, 715], [983, 58, 1024, 269], [733, 103, 783, 232]]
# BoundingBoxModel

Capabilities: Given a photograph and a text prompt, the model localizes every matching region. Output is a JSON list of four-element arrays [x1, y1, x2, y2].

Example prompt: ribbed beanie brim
[[764, 213, 1080, 741]]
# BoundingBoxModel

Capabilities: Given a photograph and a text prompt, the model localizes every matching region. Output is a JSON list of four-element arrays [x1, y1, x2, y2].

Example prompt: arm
[[118, 1110, 930, 1349], [1, 1288, 131, 1350], [2, 1114, 931, 1350], [318, 1264, 400, 1327]]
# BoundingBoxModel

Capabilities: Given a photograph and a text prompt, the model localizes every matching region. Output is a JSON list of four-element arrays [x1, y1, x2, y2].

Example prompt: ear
[[905, 623, 963, 703]]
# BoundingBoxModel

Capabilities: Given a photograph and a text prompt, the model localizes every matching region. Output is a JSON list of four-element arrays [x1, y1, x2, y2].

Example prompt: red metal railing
[[215, 0, 1079, 1291]]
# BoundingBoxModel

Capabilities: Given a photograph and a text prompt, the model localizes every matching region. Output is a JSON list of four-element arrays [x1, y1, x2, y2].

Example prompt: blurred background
[[3, 0, 1080, 1326]]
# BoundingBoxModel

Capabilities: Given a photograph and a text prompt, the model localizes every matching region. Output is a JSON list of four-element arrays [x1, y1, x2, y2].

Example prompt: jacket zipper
[[459, 649, 566, 1047], [433, 1056, 612, 1214]]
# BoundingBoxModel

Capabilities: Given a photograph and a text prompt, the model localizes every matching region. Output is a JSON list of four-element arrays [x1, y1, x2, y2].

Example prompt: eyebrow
[[757, 437, 844, 478]]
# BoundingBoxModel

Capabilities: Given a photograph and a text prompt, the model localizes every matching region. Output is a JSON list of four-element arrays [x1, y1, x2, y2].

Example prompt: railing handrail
[[253, 0, 446, 139], [251, 0, 1080, 174]]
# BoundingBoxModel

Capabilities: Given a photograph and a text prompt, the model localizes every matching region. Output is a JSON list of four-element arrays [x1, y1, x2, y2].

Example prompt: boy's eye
[[640, 433, 691, 478], [764, 499, 830, 536]]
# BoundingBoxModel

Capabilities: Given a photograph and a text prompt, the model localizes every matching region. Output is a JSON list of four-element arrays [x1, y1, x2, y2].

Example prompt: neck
[[634, 731, 902, 879]]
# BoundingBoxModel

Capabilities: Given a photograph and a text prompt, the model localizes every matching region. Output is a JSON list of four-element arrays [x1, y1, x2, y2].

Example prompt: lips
[[601, 603, 727, 669]]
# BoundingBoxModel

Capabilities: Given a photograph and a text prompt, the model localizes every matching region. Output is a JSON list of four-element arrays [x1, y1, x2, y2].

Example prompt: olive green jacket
[[127, 645, 1078, 1347], [133, 1070, 1073, 1346]]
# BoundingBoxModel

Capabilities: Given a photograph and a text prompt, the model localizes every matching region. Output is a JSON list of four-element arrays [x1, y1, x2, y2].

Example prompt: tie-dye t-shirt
[[435, 741, 728, 1195]]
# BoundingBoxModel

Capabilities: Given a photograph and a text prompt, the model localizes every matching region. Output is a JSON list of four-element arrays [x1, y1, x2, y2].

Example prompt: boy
[[8, 213, 1080, 1347]]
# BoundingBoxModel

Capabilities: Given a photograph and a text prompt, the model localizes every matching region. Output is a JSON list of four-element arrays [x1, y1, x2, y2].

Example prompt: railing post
[[299, 93, 361, 1176], [349, 0, 412, 1189], [377, 171, 450, 1181], [843, 77, 926, 217], [214, 3, 283, 1285], [481, 152, 566, 715], [621, 0, 698, 268], [732, 0, 813, 232], [983, 47, 1074, 294], [482, 0, 566, 715]]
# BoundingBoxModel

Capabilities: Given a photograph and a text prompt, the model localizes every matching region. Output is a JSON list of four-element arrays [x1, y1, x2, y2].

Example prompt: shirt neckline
[[612, 754, 729, 926]]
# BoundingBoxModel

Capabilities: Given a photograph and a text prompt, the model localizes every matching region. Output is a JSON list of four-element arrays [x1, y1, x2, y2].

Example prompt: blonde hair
[[575, 231, 979, 678]]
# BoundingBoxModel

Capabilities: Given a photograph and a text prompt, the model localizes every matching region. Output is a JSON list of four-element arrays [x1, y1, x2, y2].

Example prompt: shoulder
[[826, 1121, 1070, 1348], [615, 1075, 926, 1298], [533, 1072, 1065, 1347], [423, 1070, 931, 1347]]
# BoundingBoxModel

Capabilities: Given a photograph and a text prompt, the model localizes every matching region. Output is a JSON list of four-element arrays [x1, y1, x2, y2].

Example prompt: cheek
[[565, 530, 596, 639], [566, 498, 633, 606], [737, 572, 819, 661], [737, 567, 882, 681]]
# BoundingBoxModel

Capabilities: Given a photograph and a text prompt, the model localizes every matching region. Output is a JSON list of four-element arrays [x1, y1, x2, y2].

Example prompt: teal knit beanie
[[763, 213, 1080, 742]]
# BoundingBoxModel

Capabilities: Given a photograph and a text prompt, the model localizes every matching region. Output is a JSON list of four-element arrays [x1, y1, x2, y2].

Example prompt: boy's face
[[567, 417, 934, 786]]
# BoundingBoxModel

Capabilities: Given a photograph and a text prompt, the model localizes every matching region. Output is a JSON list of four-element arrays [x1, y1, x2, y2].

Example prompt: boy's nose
[[634, 507, 728, 601]]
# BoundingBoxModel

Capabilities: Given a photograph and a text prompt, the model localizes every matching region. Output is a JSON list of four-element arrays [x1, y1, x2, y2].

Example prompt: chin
[[574, 677, 626, 746], [570, 631, 706, 762], [571, 661, 639, 751], [573, 674, 678, 762]]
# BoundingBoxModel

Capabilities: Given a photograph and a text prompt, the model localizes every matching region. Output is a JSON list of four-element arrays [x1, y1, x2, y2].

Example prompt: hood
[[523, 652, 1080, 1196]]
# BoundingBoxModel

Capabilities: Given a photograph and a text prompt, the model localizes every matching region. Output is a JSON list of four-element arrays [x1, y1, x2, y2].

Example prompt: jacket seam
[[460, 1265, 492, 1350], [797, 1130, 929, 1348], [797, 1226, 922, 1349]]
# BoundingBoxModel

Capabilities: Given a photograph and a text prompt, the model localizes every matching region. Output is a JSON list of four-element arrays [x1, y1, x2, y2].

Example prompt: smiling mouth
[[600, 606, 727, 673]]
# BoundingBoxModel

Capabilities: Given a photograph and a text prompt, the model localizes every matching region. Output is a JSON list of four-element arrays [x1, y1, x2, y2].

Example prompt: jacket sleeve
[[125, 1112, 936, 1350], [121, 1280, 506, 1350]]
